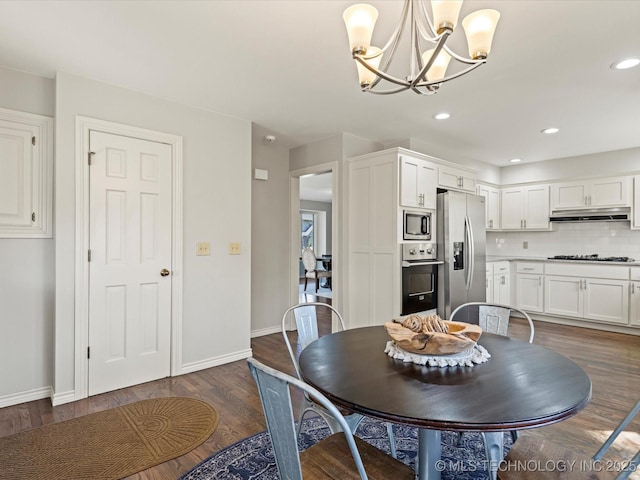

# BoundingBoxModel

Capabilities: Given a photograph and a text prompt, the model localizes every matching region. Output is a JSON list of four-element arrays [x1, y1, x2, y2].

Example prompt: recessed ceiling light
[[510, 158, 522, 163], [434, 112, 450, 120], [541, 127, 559, 134], [611, 57, 640, 70]]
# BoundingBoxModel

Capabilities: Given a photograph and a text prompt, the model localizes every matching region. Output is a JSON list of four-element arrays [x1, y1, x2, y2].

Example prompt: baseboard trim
[[0, 386, 52, 408], [179, 348, 253, 375], [251, 325, 282, 338]]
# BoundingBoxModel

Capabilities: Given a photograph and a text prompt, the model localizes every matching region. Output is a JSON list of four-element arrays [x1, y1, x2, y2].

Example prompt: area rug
[[299, 283, 332, 299], [0, 396, 218, 480], [179, 416, 512, 480]]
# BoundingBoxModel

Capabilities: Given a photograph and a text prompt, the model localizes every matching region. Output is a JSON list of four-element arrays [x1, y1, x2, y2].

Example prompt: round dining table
[[298, 326, 592, 480]]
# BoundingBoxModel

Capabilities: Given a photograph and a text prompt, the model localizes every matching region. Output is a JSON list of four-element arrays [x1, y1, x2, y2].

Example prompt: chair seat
[[498, 436, 617, 480], [300, 433, 414, 480], [305, 270, 331, 278]]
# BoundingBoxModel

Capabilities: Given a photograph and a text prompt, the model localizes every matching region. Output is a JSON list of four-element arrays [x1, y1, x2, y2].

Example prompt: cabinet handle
[[501, 275, 506, 285], [585, 196, 588, 206], [524, 219, 527, 228], [632, 283, 635, 294], [539, 277, 542, 286], [520, 219, 523, 228], [418, 193, 424, 206], [523, 267, 534, 270], [489, 219, 493, 228]]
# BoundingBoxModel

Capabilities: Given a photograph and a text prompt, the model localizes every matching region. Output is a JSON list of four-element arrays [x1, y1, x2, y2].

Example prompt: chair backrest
[[301, 247, 317, 272], [282, 302, 346, 378], [450, 302, 535, 343], [247, 357, 369, 480]]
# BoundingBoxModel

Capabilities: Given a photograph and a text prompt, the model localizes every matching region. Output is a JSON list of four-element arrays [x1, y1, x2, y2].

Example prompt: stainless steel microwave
[[403, 210, 431, 241]]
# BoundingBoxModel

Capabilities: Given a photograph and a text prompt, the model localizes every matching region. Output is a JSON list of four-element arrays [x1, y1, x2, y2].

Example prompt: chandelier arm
[[410, 31, 450, 88], [364, 85, 413, 95], [354, 55, 412, 88], [414, 61, 484, 88], [441, 44, 486, 65], [372, 0, 411, 88], [414, 0, 440, 41]]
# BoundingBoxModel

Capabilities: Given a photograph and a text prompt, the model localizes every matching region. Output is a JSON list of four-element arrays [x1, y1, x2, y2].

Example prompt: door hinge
[[87, 346, 90, 359], [31, 212, 36, 222], [88, 151, 95, 165], [32, 136, 36, 146], [88, 249, 92, 262]]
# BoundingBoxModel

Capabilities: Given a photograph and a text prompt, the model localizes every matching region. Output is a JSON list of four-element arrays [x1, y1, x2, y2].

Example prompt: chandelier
[[343, 0, 500, 95]]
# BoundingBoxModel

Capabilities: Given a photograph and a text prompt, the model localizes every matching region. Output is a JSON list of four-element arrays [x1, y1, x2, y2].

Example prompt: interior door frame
[[74, 116, 184, 400], [289, 161, 340, 331]]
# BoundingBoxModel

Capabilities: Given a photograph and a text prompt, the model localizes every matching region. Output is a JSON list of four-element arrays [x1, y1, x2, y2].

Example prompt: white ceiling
[[0, 1, 639, 168]]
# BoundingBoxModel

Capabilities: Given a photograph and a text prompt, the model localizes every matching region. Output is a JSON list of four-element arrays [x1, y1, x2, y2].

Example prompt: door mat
[[0, 396, 219, 480]]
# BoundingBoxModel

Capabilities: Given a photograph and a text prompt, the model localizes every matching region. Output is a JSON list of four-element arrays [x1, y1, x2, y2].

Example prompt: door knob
[[160, 268, 171, 277]]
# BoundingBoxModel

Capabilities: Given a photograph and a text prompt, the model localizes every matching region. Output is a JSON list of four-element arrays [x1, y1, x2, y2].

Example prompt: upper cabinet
[[500, 184, 550, 230], [399, 155, 437, 210], [634, 175, 640, 230], [550, 176, 631, 210], [438, 164, 477, 193], [0, 108, 53, 238], [477, 184, 500, 230]]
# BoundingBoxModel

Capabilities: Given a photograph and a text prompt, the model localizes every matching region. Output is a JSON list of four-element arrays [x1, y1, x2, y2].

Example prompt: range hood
[[549, 207, 631, 222]]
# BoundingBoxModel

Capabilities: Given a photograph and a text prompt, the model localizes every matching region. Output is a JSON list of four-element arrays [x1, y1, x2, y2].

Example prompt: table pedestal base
[[417, 429, 441, 480]]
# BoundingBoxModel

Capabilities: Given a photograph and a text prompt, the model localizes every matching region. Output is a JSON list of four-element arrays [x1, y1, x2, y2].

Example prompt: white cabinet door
[[486, 272, 494, 303], [478, 184, 500, 230], [438, 164, 476, 193], [551, 181, 588, 209], [630, 282, 640, 327], [400, 156, 436, 209], [500, 187, 524, 229], [634, 176, 640, 229], [583, 278, 629, 325], [0, 108, 53, 238], [524, 184, 550, 229], [545, 276, 583, 318], [495, 273, 510, 304], [589, 176, 630, 208], [516, 274, 544, 312]]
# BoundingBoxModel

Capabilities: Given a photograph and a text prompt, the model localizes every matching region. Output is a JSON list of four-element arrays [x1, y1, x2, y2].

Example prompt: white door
[[88, 130, 172, 396]]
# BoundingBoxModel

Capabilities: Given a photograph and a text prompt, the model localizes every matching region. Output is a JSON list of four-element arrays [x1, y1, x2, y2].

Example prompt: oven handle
[[408, 274, 435, 296], [402, 260, 443, 267]]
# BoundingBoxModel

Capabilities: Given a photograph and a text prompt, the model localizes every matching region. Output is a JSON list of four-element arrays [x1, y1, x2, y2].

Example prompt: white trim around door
[[74, 117, 184, 401]]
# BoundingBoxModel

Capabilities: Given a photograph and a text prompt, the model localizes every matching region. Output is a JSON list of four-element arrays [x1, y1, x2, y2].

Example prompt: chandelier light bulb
[[357, 47, 383, 87], [462, 9, 500, 59], [431, 0, 463, 34], [422, 48, 452, 81], [343, 4, 379, 54]]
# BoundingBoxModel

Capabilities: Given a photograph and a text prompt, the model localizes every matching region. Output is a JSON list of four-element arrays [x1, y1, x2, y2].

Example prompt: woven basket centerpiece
[[384, 313, 482, 356]]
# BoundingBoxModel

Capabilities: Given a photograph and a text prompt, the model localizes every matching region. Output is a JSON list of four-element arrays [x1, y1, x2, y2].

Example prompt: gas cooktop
[[548, 254, 635, 262]]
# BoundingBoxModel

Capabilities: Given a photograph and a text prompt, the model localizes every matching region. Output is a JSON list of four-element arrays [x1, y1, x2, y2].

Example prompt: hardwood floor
[[0, 307, 638, 479]]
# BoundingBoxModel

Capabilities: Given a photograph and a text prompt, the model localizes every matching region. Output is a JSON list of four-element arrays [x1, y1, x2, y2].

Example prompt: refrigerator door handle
[[464, 215, 475, 291]]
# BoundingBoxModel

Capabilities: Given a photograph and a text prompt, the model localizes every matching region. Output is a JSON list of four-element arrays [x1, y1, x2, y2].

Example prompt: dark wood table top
[[299, 326, 592, 432]]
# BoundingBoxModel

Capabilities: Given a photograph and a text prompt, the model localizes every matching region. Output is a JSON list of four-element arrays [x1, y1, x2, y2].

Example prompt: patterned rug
[[179, 416, 512, 480], [0, 397, 218, 480]]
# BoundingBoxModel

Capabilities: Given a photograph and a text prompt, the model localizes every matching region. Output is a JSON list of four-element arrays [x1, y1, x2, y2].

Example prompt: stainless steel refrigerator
[[437, 191, 486, 320]]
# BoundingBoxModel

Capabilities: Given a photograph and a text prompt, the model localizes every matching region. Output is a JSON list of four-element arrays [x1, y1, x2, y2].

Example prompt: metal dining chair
[[450, 302, 535, 451], [498, 400, 640, 480], [282, 302, 397, 458], [247, 357, 414, 480]]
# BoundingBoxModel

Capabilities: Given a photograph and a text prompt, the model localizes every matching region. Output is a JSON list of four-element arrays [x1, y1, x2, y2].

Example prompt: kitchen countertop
[[486, 255, 640, 266]]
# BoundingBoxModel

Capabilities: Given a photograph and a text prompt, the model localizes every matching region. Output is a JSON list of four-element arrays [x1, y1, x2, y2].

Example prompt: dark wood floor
[[1, 297, 638, 479]]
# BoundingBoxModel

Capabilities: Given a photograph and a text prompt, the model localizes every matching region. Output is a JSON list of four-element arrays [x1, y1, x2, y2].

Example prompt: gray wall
[[0, 66, 55, 401]]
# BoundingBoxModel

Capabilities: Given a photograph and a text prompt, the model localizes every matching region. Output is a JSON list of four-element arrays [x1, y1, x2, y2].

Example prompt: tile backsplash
[[487, 222, 640, 260]]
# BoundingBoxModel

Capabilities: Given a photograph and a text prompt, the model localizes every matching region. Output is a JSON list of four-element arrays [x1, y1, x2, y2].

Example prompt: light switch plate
[[229, 242, 241, 255], [197, 242, 210, 256]]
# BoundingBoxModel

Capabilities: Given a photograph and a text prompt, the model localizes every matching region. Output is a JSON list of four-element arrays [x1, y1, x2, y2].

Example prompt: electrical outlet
[[523, 241, 529, 249], [229, 242, 241, 255], [197, 242, 210, 256]]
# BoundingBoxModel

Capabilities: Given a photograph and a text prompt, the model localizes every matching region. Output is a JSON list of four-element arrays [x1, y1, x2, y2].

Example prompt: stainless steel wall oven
[[401, 243, 441, 315]]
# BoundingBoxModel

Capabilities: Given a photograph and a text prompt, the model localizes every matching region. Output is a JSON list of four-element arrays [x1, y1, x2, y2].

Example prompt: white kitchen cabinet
[[633, 175, 640, 230], [400, 155, 437, 209], [628, 268, 640, 327], [550, 176, 631, 210], [478, 184, 500, 230], [438, 164, 477, 193], [515, 262, 544, 313], [0, 107, 53, 238], [500, 184, 550, 230], [486, 261, 510, 304], [544, 263, 629, 325]]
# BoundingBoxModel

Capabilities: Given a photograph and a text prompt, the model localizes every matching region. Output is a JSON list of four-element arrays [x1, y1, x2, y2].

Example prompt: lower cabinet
[[487, 261, 510, 304], [515, 263, 544, 313], [630, 282, 640, 327], [544, 264, 630, 325]]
